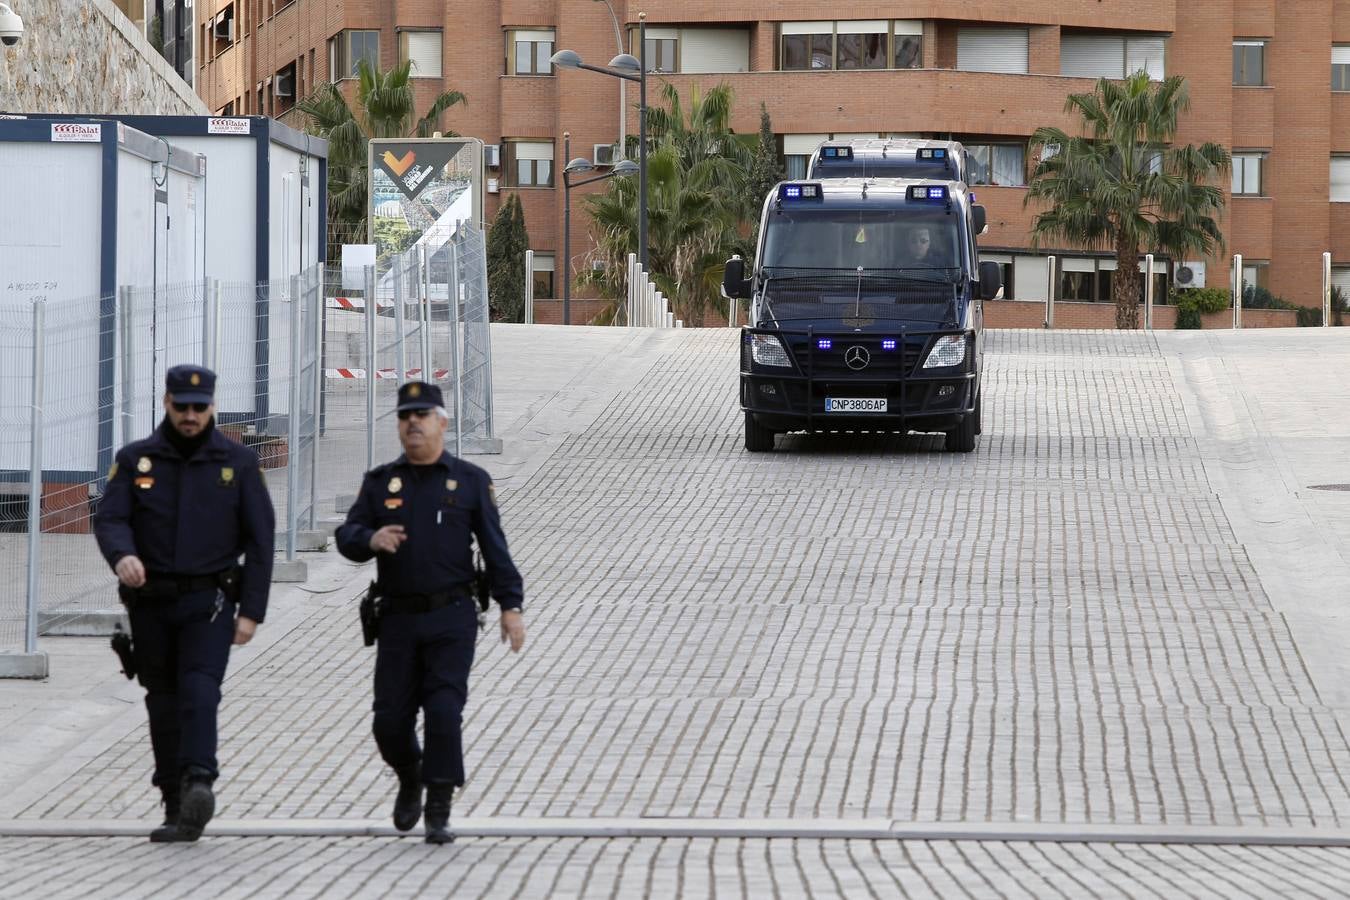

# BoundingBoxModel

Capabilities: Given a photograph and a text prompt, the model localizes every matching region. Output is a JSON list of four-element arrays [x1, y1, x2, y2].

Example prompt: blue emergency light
[[780, 183, 823, 202], [818, 339, 833, 350], [821, 146, 853, 160], [917, 148, 947, 160], [881, 339, 898, 351], [908, 185, 949, 202]]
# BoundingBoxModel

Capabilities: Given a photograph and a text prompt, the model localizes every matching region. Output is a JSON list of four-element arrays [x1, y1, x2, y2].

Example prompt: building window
[[1333, 157, 1350, 201], [330, 30, 379, 79], [503, 140, 555, 188], [781, 22, 834, 70], [643, 30, 679, 73], [1231, 153, 1264, 196], [401, 30, 442, 78], [507, 29, 554, 76], [532, 253, 555, 299], [956, 28, 1029, 75], [966, 144, 1026, 187], [1233, 40, 1265, 86], [782, 133, 882, 179], [836, 21, 887, 70], [781, 21, 922, 71], [894, 21, 921, 68], [1061, 34, 1165, 80], [1334, 47, 1350, 91]]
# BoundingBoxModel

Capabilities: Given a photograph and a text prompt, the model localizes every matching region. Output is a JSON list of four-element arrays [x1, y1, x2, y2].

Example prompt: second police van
[[807, 138, 971, 183], [723, 175, 1001, 453]]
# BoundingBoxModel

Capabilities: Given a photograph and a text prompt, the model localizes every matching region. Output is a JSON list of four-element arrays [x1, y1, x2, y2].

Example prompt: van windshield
[[761, 208, 965, 273]]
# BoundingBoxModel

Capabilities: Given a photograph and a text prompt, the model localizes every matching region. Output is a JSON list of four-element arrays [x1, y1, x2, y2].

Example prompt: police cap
[[166, 364, 216, 404], [396, 380, 442, 412]]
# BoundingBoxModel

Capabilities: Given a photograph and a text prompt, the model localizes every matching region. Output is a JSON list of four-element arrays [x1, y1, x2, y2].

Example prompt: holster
[[359, 580, 382, 647], [110, 622, 136, 680]]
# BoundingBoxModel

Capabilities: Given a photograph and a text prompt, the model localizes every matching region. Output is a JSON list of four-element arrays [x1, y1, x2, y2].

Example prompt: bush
[[1171, 287, 1229, 329], [1242, 284, 1298, 311], [1296, 306, 1323, 327]]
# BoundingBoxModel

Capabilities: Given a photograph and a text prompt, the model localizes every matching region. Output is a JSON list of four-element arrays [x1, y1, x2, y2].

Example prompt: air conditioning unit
[[214, 16, 234, 42], [593, 143, 619, 167], [274, 69, 295, 98], [486, 177, 500, 194], [1175, 261, 1206, 289], [484, 144, 500, 168]]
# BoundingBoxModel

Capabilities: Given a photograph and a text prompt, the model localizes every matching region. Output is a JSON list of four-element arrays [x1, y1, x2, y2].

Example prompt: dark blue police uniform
[[336, 382, 522, 827], [93, 365, 275, 841]]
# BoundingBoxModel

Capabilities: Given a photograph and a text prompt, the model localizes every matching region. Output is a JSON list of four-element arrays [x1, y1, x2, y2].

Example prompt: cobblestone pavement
[[2, 327, 1349, 896]]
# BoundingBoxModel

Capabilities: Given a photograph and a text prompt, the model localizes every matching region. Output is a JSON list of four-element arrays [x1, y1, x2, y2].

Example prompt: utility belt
[[359, 581, 479, 647], [380, 585, 473, 615], [119, 568, 241, 606]]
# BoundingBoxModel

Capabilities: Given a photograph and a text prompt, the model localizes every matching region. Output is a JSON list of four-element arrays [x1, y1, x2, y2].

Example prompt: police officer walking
[[336, 381, 524, 844], [94, 365, 275, 842]]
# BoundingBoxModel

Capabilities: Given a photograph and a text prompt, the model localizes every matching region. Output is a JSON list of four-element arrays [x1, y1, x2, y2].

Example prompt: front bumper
[[740, 327, 977, 433]]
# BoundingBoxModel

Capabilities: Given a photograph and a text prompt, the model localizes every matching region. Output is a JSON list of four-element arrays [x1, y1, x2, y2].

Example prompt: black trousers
[[128, 588, 235, 791], [372, 598, 477, 787]]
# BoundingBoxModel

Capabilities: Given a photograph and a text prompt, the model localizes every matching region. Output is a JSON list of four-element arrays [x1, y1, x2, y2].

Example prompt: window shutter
[[782, 22, 832, 36], [1061, 36, 1124, 79], [516, 141, 554, 161], [1334, 47, 1350, 65], [1126, 38, 1165, 79], [783, 134, 828, 155], [405, 31, 442, 77], [957, 28, 1029, 74]]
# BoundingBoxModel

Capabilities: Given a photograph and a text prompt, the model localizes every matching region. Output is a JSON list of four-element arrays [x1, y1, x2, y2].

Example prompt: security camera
[[0, 3, 23, 46]]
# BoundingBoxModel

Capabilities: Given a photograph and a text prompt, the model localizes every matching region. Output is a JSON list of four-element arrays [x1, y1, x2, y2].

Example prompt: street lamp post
[[552, 11, 648, 274], [562, 141, 639, 325], [591, 0, 626, 157]]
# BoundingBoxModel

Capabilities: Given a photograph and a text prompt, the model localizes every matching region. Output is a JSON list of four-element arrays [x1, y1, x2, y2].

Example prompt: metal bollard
[[1232, 253, 1243, 329], [1144, 253, 1154, 331], [626, 253, 637, 326], [25, 300, 45, 655], [524, 249, 534, 324], [1323, 251, 1332, 328], [1045, 255, 1056, 329]]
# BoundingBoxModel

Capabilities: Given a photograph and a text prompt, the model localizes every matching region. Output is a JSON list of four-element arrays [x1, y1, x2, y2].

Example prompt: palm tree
[[1026, 73, 1230, 328], [295, 60, 466, 261], [582, 83, 752, 324]]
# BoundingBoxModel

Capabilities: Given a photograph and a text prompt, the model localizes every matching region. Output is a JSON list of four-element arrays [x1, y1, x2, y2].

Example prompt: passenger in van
[[900, 227, 933, 266]]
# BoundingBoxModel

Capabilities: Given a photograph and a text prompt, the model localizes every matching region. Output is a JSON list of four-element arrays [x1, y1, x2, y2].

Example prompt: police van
[[722, 178, 1001, 452], [807, 138, 969, 183]]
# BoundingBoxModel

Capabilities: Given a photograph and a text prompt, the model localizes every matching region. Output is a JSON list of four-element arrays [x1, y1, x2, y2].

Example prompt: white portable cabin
[[41, 114, 329, 434], [0, 118, 207, 484]]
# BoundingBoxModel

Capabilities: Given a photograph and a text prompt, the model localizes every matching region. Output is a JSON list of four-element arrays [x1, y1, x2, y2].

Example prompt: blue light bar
[[821, 146, 853, 160], [881, 339, 897, 351], [818, 339, 833, 350], [917, 148, 948, 160], [908, 185, 949, 202], [779, 183, 824, 202]]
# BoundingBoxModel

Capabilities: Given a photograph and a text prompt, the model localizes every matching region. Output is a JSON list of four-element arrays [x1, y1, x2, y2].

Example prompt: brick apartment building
[[193, 2, 1350, 310]]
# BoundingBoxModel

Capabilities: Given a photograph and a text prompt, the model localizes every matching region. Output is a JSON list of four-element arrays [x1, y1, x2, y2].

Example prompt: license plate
[[825, 397, 887, 413]]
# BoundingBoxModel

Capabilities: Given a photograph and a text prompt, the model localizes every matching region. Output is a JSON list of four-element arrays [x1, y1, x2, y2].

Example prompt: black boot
[[392, 764, 423, 832], [149, 789, 184, 843], [176, 770, 216, 842], [423, 784, 454, 844]]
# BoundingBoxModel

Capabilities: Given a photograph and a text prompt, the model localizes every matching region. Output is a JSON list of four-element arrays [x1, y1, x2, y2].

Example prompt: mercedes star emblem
[[844, 345, 870, 370]]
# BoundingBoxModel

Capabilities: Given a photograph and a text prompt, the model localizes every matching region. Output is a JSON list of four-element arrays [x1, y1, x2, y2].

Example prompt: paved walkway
[[1, 325, 1349, 897]]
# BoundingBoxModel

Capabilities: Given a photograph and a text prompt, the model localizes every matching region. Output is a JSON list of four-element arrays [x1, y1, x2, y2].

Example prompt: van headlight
[[750, 334, 793, 367], [922, 335, 967, 369]]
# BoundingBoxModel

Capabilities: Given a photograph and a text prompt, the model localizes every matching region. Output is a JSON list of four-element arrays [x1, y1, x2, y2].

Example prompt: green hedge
[[1172, 287, 1229, 329]]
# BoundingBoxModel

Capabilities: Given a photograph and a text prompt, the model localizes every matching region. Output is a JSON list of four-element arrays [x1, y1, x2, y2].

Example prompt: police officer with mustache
[[336, 381, 525, 844]]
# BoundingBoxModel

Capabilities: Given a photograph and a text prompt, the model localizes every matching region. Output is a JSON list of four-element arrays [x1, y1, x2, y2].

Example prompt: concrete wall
[[0, 0, 207, 115]]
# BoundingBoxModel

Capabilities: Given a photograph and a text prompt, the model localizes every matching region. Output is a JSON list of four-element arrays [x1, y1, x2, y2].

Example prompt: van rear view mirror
[[972, 205, 988, 235], [721, 256, 750, 299], [978, 260, 1003, 300]]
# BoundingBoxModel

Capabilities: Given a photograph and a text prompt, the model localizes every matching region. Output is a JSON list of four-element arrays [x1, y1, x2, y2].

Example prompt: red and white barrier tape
[[325, 368, 450, 380]]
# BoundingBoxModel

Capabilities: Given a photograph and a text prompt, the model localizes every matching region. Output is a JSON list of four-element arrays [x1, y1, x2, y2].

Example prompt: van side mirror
[[972, 205, 988, 236], [978, 260, 1003, 300], [721, 255, 750, 299]]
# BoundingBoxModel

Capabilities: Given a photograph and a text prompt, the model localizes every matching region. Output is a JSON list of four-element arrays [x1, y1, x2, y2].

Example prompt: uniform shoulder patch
[[107, 461, 119, 480]]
